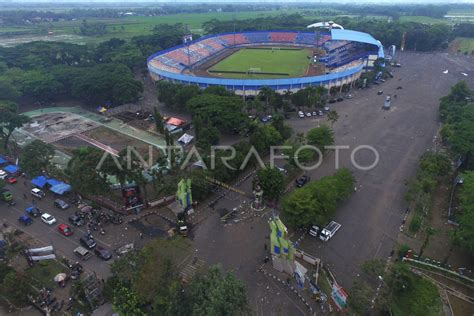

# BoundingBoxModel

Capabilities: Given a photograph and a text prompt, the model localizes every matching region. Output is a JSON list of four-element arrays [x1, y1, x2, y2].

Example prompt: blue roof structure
[[330, 29, 384, 59], [49, 182, 71, 195], [46, 178, 61, 186], [4, 165, 19, 174], [31, 176, 48, 188], [0, 156, 7, 164]]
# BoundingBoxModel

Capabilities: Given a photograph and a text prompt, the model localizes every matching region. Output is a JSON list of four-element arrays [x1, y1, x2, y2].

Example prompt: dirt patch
[[23, 112, 99, 144], [84, 126, 151, 157]]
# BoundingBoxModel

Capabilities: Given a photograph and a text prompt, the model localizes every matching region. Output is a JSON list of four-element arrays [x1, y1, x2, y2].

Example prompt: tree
[[0, 101, 30, 150], [19, 140, 55, 177], [0, 77, 21, 101], [112, 282, 146, 316], [249, 125, 283, 153], [327, 110, 339, 126], [66, 147, 109, 196], [282, 168, 354, 227], [306, 125, 334, 154], [257, 166, 285, 202], [348, 280, 373, 315], [186, 94, 247, 134], [2, 271, 32, 307], [183, 266, 249, 316], [153, 107, 165, 134], [271, 113, 292, 140]]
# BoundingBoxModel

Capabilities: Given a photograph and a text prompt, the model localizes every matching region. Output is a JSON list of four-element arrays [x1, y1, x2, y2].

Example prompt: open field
[[0, 9, 330, 41], [399, 15, 450, 24], [449, 37, 474, 55], [209, 47, 311, 79]]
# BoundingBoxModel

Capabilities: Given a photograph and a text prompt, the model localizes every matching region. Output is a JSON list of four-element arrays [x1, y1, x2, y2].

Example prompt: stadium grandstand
[[147, 28, 384, 95]]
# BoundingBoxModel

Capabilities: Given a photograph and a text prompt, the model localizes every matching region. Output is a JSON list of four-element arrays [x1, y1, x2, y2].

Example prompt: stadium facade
[[147, 29, 384, 95]]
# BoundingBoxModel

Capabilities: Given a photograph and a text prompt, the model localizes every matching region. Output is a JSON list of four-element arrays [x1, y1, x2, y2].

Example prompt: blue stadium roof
[[331, 29, 384, 58]]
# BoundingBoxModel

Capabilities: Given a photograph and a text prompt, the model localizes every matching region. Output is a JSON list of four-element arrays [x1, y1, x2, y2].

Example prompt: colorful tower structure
[[268, 216, 295, 275]]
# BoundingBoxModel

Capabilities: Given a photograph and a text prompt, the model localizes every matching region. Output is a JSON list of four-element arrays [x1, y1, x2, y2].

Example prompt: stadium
[[147, 27, 384, 95]]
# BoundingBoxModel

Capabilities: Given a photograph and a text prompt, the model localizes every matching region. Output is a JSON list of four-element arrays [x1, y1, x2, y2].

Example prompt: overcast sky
[[0, 0, 472, 3]]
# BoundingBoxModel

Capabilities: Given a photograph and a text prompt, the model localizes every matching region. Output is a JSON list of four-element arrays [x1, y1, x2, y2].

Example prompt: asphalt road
[[1, 177, 113, 279], [193, 51, 474, 312]]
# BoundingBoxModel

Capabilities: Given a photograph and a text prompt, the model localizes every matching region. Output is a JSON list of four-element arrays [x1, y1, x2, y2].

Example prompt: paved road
[[192, 51, 474, 306], [1, 177, 114, 279]]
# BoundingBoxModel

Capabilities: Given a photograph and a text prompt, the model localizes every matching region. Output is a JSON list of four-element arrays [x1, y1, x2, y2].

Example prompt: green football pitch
[[208, 48, 311, 79]]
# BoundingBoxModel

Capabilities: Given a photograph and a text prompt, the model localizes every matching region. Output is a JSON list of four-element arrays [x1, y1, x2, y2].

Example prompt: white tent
[[178, 133, 194, 145]]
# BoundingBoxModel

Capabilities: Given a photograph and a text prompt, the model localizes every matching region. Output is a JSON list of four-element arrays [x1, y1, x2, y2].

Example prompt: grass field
[[209, 48, 311, 79], [0, 9, 346, 45], [449, 37, 474, 54]]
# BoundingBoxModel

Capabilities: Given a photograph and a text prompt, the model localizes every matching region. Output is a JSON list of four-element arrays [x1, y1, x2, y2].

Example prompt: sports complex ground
[[208, 47, 312, 79]]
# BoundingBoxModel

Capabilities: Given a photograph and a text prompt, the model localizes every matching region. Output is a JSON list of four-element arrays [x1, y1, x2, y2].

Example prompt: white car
[[298, 111, 305, 118], [41, 213, 57, 225], [306, 112, 312, 117], [312, 111, 317, 116], [0, 170, 6, 180], [31, 188, 45, 198]]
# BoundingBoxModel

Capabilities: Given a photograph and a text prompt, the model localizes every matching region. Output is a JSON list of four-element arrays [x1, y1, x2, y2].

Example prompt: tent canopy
[[4, 165, 19, 174], [178, 133, 194, 145], [166, 117, 185, 126], [46, 178, 61, 186], [49, 182, 71, 195], [31, 176, 48, 188]]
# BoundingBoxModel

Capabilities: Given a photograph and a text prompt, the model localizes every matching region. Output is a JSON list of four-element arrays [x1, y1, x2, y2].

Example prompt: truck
[[0, 189, 13, 203], [319, 221, 341, 241]]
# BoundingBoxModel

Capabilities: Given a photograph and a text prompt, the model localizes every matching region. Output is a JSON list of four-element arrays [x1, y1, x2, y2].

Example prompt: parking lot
[[1, 177, 141, 280]]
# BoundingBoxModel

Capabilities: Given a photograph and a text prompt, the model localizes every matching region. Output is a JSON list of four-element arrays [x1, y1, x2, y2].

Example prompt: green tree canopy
[[19, 140, 55, 177], [306, 125, 335, 154], [257, 166, 285, 202]]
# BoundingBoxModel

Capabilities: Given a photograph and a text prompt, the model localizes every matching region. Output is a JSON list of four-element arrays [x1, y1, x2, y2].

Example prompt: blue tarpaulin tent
[[0, 156, 7, 164], [46, 178, 61, 186], [31, 176, 48, 188], [49, 182, 71, 195], [4, 165, 19, 174]]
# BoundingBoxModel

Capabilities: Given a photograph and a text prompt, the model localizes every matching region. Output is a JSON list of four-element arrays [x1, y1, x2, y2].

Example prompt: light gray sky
[[0, 0, 472, 3]]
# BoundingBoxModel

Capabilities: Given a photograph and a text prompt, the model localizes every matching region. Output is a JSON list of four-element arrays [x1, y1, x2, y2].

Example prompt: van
[[73, 246, 92, 261], [31, 188, 45, 198]]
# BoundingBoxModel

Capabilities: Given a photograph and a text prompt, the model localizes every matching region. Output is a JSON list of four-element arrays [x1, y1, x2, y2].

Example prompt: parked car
[[0, 170, 7, 180], [318, 110, 323, 116], [5, 176, 17, 184], [94, 246, 112, 261], [298, 111, 305, 118], [31, 188, 45, 198], [329, 99, 336, 104], [306, 112, 311, 117], [309, 225, 320, 237], [377, 90, 383, 95], [312, 111, 317, 116], [276, 166, 287, 174], [396, 86, 403, 90], [80, 235, 96, 249], [336, 97, 344, 102], [41, 213, 56, 225], [295, 175, 310, 188], [18, 214, 33, 226], [323, 106, 330, 112], [344, 94, 353, 99], [74, 246, 92, 261], [58, 223, 74, 236], [25, 206, 41, 217], [319, 221, 342, 241], [115, 243, 134, 256], [68, 215, 84, 227], [54, 199, 69, 209]]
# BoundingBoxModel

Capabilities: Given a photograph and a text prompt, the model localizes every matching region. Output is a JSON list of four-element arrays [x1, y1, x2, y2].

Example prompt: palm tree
[[258, 86, 275, 114], [327, 110, 339, 126]]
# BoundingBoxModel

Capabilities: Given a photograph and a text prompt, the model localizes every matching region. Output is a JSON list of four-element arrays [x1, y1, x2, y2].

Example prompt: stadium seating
[[245, 32, 271, 43], [270, 32, 296, 43]]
